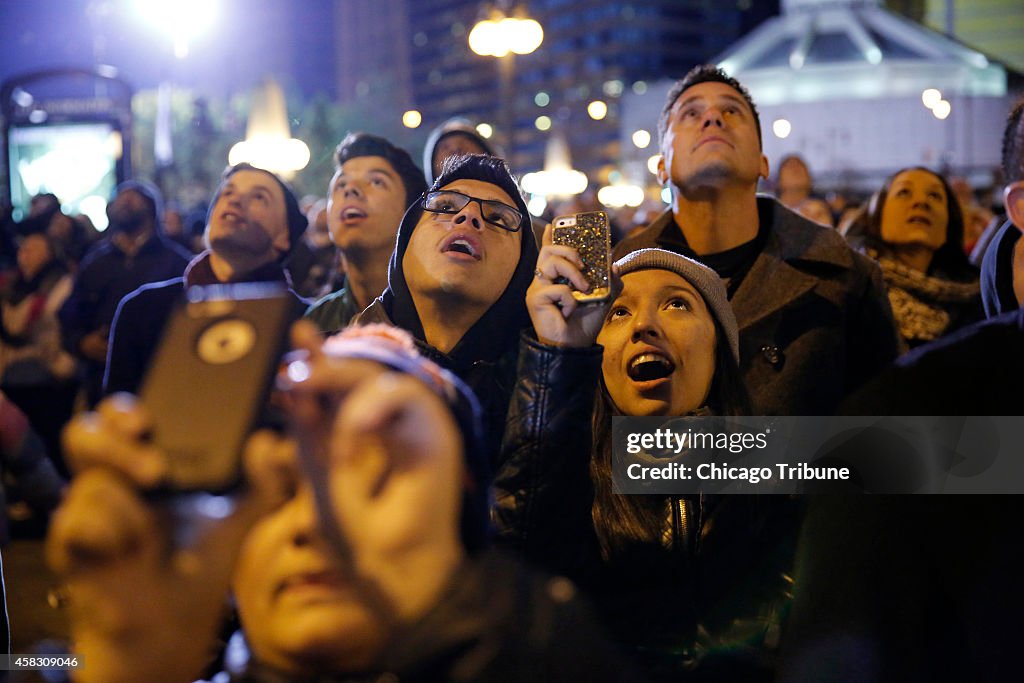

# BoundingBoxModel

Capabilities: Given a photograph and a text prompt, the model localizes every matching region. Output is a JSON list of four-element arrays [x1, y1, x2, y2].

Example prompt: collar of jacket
[[650, 197, 857, 332], [183, 250, 293, 289]]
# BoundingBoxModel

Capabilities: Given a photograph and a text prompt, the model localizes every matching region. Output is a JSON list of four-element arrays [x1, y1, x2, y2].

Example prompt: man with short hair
[[305, 132, 428, 332], [980, 98, 1024, 317], [58, 181, 192, 405], [615, 65, 898, 415], [103, 164, 308, 396], [355, 153, 538, 459]]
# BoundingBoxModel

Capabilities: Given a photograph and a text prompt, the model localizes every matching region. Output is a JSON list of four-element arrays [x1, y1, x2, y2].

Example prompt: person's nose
[[630, 307, 663, 343], [343, 181, 364, 199], [452, 200, 484, 230], [286, 485, 319, 548], [911, 192, 932, 211], [701, 107, 724, 130]]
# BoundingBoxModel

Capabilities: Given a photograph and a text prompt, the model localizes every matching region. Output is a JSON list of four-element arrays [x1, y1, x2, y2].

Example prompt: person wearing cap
[[353, 153, 539, 463], [58, 180, 193, 405], [103, 164, 309, 396], [422, 117, 497, 186], [495, 240, 802, 680], [305, 132, 428, 332], [47, 322, 634, 683], [613, 65, 898, 415]]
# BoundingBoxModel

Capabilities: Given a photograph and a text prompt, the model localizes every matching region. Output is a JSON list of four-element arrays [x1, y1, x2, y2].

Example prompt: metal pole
[[500, 54, 515, 161]]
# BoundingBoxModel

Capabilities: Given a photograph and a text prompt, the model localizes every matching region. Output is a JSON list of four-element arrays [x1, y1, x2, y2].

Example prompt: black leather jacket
[[494, 334, 803, 682]]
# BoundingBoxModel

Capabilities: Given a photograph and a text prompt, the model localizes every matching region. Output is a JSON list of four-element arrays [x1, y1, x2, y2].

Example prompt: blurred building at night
[[334, 0, 779, 182]]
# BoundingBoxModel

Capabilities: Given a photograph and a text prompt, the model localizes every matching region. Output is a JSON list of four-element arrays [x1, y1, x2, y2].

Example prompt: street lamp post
[[468, 3, 543, 159]]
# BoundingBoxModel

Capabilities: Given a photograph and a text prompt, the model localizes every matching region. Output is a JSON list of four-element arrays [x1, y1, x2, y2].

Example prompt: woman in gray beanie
[[495, 236, 801, 682]]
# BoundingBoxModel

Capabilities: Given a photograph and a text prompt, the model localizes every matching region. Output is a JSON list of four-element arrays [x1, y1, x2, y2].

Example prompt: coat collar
[[649, 197, 855, 331]]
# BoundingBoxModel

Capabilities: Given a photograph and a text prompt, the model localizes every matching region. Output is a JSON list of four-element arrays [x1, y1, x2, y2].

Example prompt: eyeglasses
[[420, 190, 523, 233]]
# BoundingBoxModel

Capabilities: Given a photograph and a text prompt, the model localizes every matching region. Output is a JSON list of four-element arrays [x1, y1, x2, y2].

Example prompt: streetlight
[[134, 0, 216, 59], [469, 3, 543, 159]]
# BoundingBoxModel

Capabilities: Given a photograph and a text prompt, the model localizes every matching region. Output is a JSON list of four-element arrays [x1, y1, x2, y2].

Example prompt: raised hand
[[526, 223, 618, 348]]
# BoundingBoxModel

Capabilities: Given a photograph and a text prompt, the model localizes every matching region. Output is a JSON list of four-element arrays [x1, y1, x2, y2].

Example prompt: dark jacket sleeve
[[492, 333, 603, 576]]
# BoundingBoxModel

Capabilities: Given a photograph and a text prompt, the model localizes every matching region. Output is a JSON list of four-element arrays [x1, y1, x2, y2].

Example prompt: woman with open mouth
[[859, 166, 981, 350], [495, 239, 802, 682]]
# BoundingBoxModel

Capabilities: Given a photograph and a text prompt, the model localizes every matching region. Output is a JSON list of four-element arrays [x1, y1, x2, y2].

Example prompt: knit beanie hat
[[318, 324, 492, 554], [114, 179, 164, 225], [614, 248, 740, 363], [213, 163, 308, 260]]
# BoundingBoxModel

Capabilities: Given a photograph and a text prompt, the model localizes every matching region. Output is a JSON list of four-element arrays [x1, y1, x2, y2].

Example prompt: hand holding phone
[[551, 211, 612, 302], [527, 221, 616, 348]]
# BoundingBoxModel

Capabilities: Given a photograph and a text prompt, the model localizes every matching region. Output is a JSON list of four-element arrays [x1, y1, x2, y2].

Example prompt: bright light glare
[[632, 129, 651, 148], [772, 118, 792, 139], [598, 184, 645, 208], [535, 92, 550, 107], [135, 0, 216, 58], [661, 186, 672, 204], [647, 154, 662, 175], [587, 100, 608, 120], [535, 115, 552, 131], [521, 170, 588, 197], [527, 195, 548, 217], [932, 100, 951, 120], [469, 15, 543, 57], [229, 137, 311, 176], [476, 123, 493, 139], [79, 195, 110, 232], [921, 88, 942, 109], [402, 110, 422, 128]]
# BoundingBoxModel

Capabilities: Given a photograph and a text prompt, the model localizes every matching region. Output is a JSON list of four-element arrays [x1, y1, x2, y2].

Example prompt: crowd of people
[[1, 64, 1024, 682]]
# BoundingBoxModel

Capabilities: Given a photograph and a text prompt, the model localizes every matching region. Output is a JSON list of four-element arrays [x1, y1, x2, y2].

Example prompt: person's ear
[[759, 154, 770, 181], [656, 154, 669, 186], [1004, 182, 1024, 233]]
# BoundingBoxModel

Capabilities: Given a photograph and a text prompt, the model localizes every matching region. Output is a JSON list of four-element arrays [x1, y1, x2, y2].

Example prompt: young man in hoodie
[[58, 180, 192, 405], [305, 132, 428, 332], [354, 153, 538, 463], [422, 117, 497, 186]]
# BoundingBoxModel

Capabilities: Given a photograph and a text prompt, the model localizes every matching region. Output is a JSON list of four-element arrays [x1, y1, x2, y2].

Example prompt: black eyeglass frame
[[419, 190, 523, 233]]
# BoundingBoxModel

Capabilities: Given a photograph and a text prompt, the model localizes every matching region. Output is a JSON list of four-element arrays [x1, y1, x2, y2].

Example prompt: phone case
[[552, 211, 612, 302], [139, 283, 297, 492]]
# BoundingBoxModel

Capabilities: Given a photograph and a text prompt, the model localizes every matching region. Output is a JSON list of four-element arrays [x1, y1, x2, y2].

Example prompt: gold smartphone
[[552, 211, 612, 302]]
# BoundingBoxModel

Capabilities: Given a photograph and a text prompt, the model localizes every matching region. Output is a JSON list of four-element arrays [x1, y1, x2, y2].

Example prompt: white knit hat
[[613, 248, 739, 363]]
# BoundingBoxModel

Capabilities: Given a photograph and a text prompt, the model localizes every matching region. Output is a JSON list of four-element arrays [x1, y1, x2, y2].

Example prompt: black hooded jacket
[[354, 157, 539, 467]]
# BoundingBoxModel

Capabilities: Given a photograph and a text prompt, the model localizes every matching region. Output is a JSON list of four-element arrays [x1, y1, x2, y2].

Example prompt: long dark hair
[[864, 166, 975, 280], [589, 318, 751, 559]]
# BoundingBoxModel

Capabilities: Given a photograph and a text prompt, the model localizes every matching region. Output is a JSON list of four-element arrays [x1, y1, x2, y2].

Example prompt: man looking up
[[58, 181, 191, 405], [306, 132, 427, 332], [103, 163, 308, 396], [355, 153, 538, 461], [981, 99, 1024, 317], [615, 65, 898, 415]]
